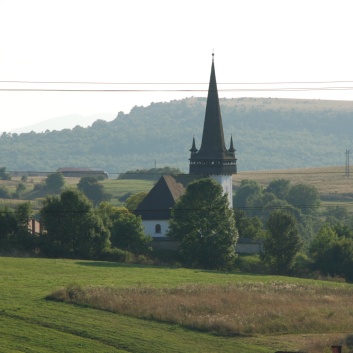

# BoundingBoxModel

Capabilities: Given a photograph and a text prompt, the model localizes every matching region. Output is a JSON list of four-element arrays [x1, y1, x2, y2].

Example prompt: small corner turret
[[189, 136, 198, 155], [228, 135, 236, 156]]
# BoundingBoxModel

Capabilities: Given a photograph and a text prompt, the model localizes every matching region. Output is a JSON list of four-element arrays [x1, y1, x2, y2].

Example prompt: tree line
[[0, 173, 151, 261], [232, 178, 353, 280], [1, 172, 353, 282], [0, 97, 351, 173]]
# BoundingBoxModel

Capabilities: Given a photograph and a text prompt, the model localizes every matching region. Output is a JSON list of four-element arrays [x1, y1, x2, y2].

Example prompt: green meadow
[[101, 178, 154, 205], [1, 257, 352, 353]]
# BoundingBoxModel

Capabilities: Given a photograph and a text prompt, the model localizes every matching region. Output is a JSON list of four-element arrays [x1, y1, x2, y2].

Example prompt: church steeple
[[189, 54, 237, 176], [197, 53, 228, 159]]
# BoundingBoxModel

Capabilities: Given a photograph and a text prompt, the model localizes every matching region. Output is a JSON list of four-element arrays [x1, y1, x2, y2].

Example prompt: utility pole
[[346, 150, 350, 177]]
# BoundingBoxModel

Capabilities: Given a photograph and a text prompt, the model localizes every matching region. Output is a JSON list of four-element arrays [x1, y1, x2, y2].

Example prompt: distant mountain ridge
[[0, 97, 352, 173]]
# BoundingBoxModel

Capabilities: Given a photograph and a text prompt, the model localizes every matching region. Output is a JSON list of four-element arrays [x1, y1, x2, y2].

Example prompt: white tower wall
[[210, 175, 233, 208]]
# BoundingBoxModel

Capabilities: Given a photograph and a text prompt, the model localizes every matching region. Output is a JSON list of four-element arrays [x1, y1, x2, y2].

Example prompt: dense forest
[[1, 97, 352, 174]]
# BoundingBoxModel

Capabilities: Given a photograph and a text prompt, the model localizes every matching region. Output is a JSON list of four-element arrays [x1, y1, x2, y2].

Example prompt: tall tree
[[40, 189, 110, 258], [234, 208, 265, 239], [77, 177, 110, 206], [309, 223, 353, 280], [168, 178, 238, 270], [265, 179, 291, 200], [97, 203, 150, 253], [15, 183, 26, 198], [0, 167, 11, 180], [262, 210, 302, 275], [286, 184, 320, 215], [125, 192, 147, 211], [14, 202, 37, 252], [45, 172, 65, 194], [233, 180, 262, 209], [0, 185, 11, 199], [0, 206, 17, 251], [0, 203, 36, 252]]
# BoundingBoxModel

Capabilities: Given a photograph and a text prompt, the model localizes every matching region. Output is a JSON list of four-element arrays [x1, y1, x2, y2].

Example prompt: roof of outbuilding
[[57, 167, 106, 172]]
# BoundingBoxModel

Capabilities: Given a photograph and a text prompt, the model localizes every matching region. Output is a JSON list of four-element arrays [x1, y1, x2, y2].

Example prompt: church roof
[[135, 175, 185, 220]]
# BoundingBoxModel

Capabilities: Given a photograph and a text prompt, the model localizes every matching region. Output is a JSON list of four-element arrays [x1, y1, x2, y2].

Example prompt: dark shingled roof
[[135, 175, 185, 220]]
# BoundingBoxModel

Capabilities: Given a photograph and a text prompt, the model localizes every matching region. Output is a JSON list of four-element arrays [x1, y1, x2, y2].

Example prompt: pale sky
[[1, 0, 353, 132]]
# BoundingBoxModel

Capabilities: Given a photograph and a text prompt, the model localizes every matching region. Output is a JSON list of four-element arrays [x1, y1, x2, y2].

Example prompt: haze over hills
[[9, 113, 116, 134], [0, 97, 352, 174]]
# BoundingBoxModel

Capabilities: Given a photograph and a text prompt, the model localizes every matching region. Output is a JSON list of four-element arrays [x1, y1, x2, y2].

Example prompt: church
[[135, 54, 237, 240]]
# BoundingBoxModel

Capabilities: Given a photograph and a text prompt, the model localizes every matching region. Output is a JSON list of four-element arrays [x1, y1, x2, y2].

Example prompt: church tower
[[189, 54, 237, 207]]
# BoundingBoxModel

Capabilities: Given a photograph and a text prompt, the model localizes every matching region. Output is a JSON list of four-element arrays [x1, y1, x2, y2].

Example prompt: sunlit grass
[[101, 178, 154, 205], [322, 200, 353, 212], [49, 281, 353, 337], [2, 257, 353, 352], [234, 166, 351, 195]]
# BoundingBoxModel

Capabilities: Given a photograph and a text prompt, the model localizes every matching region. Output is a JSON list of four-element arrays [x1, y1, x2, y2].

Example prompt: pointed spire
[[189, 136, 198, 154], [196, 52, 227, 159], [189, 54, 237, 176], [228, 135, 236, 154]]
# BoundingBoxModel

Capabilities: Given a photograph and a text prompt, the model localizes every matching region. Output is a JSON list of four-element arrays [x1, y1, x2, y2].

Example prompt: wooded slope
[[1, 97, 352, 173]]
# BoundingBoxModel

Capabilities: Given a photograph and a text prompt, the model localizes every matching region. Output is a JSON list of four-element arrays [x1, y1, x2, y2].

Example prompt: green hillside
[[1, 257, 352, 353], [0, 97, 352, 173]]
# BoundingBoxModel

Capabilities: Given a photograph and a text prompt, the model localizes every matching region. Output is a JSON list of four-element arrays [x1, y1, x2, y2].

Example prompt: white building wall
[[210, 175, 233, 208], [142, 220, 170, 238]]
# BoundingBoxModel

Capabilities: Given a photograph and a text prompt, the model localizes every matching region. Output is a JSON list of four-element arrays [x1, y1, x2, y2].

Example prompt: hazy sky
[[1, 0, 353, 132]]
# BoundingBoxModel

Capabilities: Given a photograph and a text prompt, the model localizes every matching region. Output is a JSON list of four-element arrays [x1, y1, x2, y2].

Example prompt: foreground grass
[[0, 257, 352, 352], [48, 282, 353, 337]]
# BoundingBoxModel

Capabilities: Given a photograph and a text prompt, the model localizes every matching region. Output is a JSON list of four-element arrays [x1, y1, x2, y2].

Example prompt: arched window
[[155, 224, 161, 234]]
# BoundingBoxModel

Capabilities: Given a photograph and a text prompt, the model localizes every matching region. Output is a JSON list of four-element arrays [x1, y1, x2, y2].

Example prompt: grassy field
[[234, 166, 352, 195], [234, 166, 353, 212], [0, 176, 155, 208], [0, 257, 352, 353], [1, 166, 352, 208], [101, 179, 154, 205]]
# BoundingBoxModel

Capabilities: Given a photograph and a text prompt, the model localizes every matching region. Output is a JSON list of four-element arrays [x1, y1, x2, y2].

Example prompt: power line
[[1, 87, 353, 93], [6, 170, 352, 176], [2, 80, 353, 85], [1, 79, 353, 93], [0, 203, 350, 215]]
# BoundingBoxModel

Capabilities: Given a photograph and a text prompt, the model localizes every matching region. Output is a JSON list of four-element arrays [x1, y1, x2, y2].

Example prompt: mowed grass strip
[[48, 281, 353, 337]]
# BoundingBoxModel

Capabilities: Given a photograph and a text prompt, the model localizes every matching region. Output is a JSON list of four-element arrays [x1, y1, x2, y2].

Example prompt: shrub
[[0, 186, 12, 199], [98, 248, 154, 265], [33, 183, 44, 191], [99, 248, 135, 263], [235, 254, 269, 274], [291, 252, 312, 277], [345, 333, 353, 352]]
